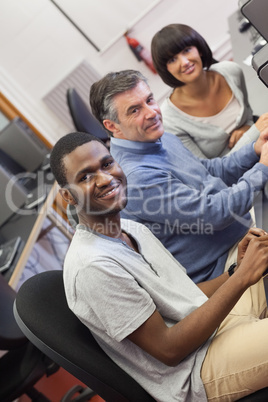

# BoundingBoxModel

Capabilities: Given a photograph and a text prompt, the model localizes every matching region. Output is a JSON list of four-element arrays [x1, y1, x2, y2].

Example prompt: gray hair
[[90, 70, 148, 135]]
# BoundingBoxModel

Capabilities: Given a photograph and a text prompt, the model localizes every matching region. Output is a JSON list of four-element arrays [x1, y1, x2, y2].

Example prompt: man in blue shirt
[[88, 69, 268, 283]]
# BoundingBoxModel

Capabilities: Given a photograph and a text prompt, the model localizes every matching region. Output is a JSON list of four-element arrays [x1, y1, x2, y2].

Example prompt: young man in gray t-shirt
[[50, 132, 268, 402]]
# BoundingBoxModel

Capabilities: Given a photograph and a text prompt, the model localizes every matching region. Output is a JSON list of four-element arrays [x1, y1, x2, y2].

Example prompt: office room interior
[[1, 0, 268, 401]]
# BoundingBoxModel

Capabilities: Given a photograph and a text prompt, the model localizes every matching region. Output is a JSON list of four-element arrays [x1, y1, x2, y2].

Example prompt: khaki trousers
[[201, 277, 268, 401]]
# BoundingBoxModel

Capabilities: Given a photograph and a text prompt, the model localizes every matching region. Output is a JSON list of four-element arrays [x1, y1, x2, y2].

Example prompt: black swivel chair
[[0, 274, 58, 402], [14, 270, 156, 402], [14, 270, 268, 402], [66, 88, 109, 145], [66, 87, 110, 228]]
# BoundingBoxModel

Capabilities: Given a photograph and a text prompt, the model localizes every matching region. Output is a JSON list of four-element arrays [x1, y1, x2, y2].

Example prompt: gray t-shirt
[[64, 219, 212, 401]]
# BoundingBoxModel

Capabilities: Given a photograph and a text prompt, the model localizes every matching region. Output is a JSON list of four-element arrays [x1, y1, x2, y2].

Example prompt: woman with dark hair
[[151, 23, 268, 158]]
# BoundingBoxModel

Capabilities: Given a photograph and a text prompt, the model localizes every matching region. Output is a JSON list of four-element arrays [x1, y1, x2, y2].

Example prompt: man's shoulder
[[64, 226, 124, 281], [66, 226, 112, 259], [111, 133, 188, 172], [121, 218, 151, 234]]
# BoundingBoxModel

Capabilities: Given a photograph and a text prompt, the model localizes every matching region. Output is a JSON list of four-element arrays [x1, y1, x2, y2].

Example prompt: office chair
[[14, 271, 268, 402], [66, 88, 109, 144], [14, 270, 156, 402], [0, 274, 59, 402]]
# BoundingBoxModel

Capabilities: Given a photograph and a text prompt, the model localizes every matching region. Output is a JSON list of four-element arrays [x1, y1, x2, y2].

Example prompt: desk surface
[[1, 181, 57, 289], [228, 11, 268, 116]]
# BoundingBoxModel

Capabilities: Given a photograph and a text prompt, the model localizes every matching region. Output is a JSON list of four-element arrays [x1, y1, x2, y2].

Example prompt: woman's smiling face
[[166, 46, 203, 84]]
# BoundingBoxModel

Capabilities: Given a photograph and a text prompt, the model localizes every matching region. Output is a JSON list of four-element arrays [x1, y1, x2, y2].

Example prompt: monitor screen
[[0, 117, 49, 172]]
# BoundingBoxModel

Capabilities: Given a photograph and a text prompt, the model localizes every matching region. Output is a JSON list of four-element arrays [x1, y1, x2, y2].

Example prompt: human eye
[[80, 173, 93, 182], [167, 56, 176, 65], [103, 161, 113, 168], [183, 47, 192, 54], [80, 174, 89, 182], [147, 96, 155, 104], [103, 158, 114, 169]]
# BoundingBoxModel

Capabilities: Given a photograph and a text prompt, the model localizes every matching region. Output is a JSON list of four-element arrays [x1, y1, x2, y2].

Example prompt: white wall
[[0, 0, 239, 144]]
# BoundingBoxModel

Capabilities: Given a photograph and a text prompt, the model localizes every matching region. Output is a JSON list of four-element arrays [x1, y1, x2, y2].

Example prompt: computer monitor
[[0, 117, 49, 172], [241, 0, 268, 42], [240, 0, 268, 88], [0, 165, 28, 227]]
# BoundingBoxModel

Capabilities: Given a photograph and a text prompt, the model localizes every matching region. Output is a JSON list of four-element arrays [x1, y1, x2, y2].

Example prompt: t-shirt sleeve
[[74, 258, 156, 342]]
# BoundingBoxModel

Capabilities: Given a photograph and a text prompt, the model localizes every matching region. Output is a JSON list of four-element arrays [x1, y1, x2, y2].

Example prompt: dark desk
[[0, 178, 57, 289], [0, 95, 72, 289], [228, 10, 268, 116]]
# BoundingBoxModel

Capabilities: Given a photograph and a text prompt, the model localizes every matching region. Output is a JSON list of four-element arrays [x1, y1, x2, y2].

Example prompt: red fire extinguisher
[[125, 34, 157, 74]]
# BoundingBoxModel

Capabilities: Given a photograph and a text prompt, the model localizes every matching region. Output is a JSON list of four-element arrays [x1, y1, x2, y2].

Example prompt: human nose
[[95, 171, 113, 187], [144, 104, 157, 119], [179, 53, 190, 66]]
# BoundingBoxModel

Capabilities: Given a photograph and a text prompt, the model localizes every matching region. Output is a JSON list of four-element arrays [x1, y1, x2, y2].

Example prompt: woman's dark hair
[[151, 24, 213, 88]]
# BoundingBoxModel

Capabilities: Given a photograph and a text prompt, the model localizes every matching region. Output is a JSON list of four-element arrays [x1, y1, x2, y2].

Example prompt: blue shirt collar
[[110, 136, 162, 151]]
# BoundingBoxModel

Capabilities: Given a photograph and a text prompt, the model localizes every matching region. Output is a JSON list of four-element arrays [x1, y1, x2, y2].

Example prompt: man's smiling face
[[62, 140, 127, 218], [104, 81, 164, 142]]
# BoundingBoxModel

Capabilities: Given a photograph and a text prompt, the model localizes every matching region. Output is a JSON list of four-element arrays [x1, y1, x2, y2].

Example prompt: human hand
[[254, 128, 268, 156], [237, 227, 267, 265], [259, 142, 268, 166], [255, 113, 268, 133], [228, 125, 250, 149], [236, 230, 268, 287]]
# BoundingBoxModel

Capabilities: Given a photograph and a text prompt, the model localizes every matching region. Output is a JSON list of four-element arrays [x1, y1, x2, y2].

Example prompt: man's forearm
[[130, 272, 247, 367], [165, 273, 247, 365], [197, 270, 230, 297]]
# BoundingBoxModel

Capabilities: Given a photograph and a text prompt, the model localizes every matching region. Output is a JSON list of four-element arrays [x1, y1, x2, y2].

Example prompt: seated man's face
[[105, 81, 164, 142], [62, 141, 127, 217]]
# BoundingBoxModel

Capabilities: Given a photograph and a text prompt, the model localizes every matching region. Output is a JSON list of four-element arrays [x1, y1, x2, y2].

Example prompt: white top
[[176, 94, 240, 135], [161, 61, 260, 159]]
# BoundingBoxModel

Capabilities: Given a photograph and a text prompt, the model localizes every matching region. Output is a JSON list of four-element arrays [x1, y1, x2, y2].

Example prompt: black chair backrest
[[67, 88, 109, 143], [14, 270, 155, 402], [0, 275, 59, 402], [0, 274, 26, 349]]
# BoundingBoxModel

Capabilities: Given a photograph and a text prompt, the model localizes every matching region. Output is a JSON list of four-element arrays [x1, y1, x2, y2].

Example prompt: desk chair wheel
[[61, 385, 96, 401]]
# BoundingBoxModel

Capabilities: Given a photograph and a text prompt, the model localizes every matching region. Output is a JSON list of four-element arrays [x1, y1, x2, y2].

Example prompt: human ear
[[59, 188, 77, 205], [103, 119, 124, 138]]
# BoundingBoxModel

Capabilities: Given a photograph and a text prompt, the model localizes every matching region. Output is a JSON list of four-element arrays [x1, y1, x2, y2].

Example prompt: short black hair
[[151, 23, 213, 88], [50, 132, 106, 187]]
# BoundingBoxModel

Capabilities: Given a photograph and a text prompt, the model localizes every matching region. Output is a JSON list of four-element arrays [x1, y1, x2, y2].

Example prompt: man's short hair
[[151, 23, 213, 88], [50, 132, 105, 188], [90, 70, 148, 135]]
